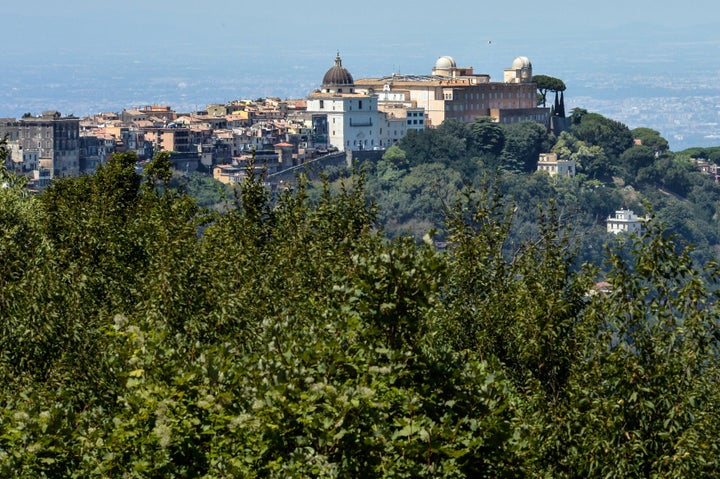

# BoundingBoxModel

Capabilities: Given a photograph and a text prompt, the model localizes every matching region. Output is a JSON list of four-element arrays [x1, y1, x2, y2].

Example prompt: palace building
[[306, 53, 549, 153], [354, 55, 549, 128]]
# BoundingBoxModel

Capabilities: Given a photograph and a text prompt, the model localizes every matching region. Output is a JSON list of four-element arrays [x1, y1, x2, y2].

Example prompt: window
[[319, 100, 324, 109], [358, 100, 363, 109]]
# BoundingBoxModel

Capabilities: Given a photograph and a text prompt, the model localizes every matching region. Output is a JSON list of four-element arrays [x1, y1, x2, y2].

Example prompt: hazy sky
[[3, 0, 718, 148], [5, 0, 716, 65]]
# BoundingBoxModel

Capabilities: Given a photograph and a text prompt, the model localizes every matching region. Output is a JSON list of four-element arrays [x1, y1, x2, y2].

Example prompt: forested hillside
[[330, 110, 720, 269], [2, 138, 720, 477]]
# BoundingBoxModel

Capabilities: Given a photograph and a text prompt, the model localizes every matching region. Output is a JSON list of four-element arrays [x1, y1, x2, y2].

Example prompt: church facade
[[306, 54, 383, 152], [306, 53, 549, 153]]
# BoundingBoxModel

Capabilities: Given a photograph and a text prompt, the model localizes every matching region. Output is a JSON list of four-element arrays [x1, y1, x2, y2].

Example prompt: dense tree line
[[334, 110, 720, 270], [2, 140, 720, 476]]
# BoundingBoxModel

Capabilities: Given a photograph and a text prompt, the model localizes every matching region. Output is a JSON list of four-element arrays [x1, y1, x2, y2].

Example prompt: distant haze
[[2, 0, 719, 150]]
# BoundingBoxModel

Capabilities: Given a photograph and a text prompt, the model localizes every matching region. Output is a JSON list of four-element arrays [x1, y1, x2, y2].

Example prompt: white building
[[306, 54, 425, 152], [306, 54, 379, 152], [607, 209, 645, 235]]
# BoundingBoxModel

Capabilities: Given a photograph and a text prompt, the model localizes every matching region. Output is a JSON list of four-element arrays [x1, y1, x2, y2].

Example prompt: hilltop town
[[1, 53, 553, 190]]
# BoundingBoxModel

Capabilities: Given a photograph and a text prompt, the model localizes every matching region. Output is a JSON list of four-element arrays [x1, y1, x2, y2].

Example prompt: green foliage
[[500, 121, 553, 173], [397, 127, 468, 169], [143, 150, 173, 186], [174, 171, 231, 209], [557, 218, 720, 477], [631, 127, 669, 153], [3, 127, 720, 477], [469, 117, 505, 157], [620, 144, 656, 184], [381, 144, 409, 170], [570, 112, 634, 163], [532, 75, 566, 107], [676, 146, 720, 163]]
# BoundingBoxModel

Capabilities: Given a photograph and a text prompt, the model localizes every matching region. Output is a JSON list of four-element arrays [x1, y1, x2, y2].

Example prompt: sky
[[4, 0, 716, 70], [3, 1, 720, 149]]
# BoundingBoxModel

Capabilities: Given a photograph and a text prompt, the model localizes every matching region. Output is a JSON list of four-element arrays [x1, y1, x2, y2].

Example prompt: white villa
[[607, 209, 645, 234]]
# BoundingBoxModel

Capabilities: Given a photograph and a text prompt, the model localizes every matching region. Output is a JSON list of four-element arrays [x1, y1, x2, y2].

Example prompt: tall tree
[[500, 120, 552, 173], [533, 74, 567, 108], [469, 117, 505, 156], [631, 127, 669, 153]]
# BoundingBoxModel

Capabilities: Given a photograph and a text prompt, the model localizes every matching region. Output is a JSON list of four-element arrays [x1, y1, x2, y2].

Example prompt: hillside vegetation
[[331, 110, 720, 270], [2, 134, 720, 477]]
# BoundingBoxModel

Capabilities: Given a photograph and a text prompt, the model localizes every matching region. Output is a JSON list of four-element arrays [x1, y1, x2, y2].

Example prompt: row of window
[[446, 104, 489, 112], [445, 91, 534, 103], [317, 99, 368, 111], [333, 129, 403, 138], [464, 91, 533, 100]]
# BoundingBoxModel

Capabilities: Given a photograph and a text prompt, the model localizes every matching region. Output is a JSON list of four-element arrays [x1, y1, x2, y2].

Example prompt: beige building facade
[[537, 152, 576, 177], [354, 55, 548, 128]]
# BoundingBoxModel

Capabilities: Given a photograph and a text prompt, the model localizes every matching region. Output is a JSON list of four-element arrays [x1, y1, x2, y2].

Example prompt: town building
[[694, 158, 720, 183], [537, 152, 576, 177], [0, 111, 80, 181], [353, 55, 549, 128], [606, 209, 645, 235]]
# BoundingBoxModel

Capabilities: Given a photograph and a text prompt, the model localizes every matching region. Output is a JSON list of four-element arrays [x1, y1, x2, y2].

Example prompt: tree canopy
[[3, 119, 720, 477], [532, 74, 566, 107]]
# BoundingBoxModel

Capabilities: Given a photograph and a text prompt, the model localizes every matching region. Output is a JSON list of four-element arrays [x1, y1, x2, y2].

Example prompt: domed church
[[321, 53, 355, 93], [307, 53, 409, 153]]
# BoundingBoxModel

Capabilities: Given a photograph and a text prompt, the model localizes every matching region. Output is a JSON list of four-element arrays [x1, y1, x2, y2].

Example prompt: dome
[[322, 53, 354, 86], [435, 55, 457, 70], [511, 56, 532, 70]]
